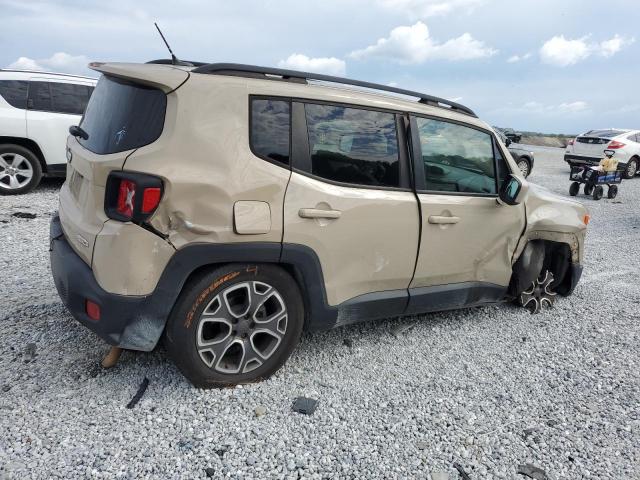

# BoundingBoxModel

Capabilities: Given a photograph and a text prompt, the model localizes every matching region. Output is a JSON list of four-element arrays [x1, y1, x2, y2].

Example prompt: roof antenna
[[154, 22, 179, 65]]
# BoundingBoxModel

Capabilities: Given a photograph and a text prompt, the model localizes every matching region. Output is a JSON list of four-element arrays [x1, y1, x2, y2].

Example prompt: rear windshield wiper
[[69, 125, 89, 140]]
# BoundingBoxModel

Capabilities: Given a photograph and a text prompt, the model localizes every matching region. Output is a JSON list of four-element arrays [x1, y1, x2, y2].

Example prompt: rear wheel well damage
[[509, 239, 574, 297]]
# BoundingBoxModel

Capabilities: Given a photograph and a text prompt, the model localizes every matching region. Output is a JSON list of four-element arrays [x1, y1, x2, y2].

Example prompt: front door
[[407, 115, 525, 312]]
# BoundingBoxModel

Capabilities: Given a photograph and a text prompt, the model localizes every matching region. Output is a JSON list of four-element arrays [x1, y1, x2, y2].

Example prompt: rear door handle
[[298, 208, 342, 219], [428, 215, 460, 224]]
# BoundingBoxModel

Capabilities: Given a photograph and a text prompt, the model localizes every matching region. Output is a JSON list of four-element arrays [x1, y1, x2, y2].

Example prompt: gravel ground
[[1, 150, 639, 479]]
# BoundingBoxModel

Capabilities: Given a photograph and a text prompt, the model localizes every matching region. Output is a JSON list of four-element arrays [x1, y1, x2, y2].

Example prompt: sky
[[1, 0, 638, 134]]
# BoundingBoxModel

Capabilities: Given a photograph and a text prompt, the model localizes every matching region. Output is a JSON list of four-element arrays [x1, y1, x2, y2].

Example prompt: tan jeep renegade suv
[[50, 60, 588, 387]]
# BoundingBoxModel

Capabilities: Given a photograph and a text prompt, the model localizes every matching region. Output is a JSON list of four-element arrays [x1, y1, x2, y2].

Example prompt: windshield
[[79, 75, 166, 154]]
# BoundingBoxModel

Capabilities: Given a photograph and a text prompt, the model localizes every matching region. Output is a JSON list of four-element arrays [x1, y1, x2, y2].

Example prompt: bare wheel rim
[[195, 281, 288, 374], [519, 270, 556, 314], [517, 159, 529, 177], [0, 153, 33, 190], [626, 160, 637, 177]]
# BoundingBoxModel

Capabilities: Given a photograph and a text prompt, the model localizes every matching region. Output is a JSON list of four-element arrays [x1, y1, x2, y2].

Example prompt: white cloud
[[277, 54, 346, 76], [521, 100, 588, 114], [540, 34, 634, 66], [7, 52, 90, 75], [507, 52, 531, 63], [378, 0, 485, 18], [349, 21, 496, 64], [599, 34, 635, 57]]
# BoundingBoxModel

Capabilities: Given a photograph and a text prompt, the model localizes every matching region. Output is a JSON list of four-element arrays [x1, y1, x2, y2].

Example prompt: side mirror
[[505, 138, 512, 147], [69, 125, 88, 140], [498, 174, 529, 206]]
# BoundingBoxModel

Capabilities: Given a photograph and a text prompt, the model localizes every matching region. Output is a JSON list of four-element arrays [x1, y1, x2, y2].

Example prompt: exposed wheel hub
[[520, 270, 556, 314]]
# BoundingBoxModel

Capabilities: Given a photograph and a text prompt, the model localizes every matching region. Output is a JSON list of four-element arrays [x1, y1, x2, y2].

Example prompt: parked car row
[[0, 70, 96, 194], [47, 60, 588, 387], [494, 128, 535, 178]]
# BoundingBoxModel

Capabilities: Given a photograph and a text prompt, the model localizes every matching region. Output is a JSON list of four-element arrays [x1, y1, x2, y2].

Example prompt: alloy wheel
[[195, 281, 288, 374], [519, 270, 556, 314], [517, 159, 530, 178], [626, 159, 637, 178], [0, 153, 34, 191]]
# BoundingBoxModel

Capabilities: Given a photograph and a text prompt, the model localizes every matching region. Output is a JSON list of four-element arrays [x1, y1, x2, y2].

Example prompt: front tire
[[0, 144, 43, 195], [165, 264, 304, 388], [623, 158, 638, 179], [569, 182, 580, 196]]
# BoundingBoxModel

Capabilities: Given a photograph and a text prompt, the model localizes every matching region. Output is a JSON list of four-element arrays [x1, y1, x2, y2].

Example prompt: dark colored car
[[501, 127, 522, 144], [495, 129, 535, 177]]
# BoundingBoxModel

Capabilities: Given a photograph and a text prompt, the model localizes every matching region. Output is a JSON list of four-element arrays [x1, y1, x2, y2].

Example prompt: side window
[[50, 83, 93, 115], [416, 117, 497, 195], [304, 104, 400, 188], [28, 81, 52, 111], [0, 80, 28, 109], [250, 98, 290, 165]]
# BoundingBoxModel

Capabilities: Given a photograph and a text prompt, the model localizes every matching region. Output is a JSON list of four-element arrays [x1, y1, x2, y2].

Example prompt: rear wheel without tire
[[569, 182, 580, 196], [607, 185, 618, 198], [593, 185, 604, 200], [623, 158, 638, 179], [164, 264, 304, 388], [583, 184, 594, 196], [0, 144, 42, 195]]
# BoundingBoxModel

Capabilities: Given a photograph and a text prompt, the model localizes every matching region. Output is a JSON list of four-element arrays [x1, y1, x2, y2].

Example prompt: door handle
[[298, 208, 342, 219], [428, 215, 460, 224]]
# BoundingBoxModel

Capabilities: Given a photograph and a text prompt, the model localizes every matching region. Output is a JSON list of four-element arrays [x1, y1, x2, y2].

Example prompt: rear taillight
[[608, 140, 626, 149], [105, 172, 163, 223]]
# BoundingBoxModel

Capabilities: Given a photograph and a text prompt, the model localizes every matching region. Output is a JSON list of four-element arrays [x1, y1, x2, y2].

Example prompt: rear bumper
[[50, 214, 162, 351]]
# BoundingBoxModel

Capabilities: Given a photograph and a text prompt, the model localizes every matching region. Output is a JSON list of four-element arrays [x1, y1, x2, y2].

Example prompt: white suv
[[0, 70, 96, 194], [564, 129, 640, 179]]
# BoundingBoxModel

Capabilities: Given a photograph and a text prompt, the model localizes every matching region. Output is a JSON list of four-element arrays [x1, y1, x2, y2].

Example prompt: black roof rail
[[191, 62, 477, 117], [146, 59, 207, 67]]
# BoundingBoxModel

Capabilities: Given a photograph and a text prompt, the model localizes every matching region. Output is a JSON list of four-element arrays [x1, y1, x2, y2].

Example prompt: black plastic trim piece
[[191, 63, 477, 117], [406, 282, 507, 315], [45, 163, 67, 177], [146, 59, 206, 67]]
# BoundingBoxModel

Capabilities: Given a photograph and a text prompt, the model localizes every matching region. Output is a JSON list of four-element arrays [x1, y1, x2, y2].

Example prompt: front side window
[[416, 117, 497, 194], [250, 99, 290, 165], [79, 75, 166, 155], [0, 80, 28, 109], [305, 104, 399, 188]]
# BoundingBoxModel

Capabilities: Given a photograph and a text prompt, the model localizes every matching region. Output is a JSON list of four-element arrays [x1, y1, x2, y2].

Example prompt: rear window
[[0, 80, 28, 109], [79, 75, 166, 155], [583, 130, 628, 139]]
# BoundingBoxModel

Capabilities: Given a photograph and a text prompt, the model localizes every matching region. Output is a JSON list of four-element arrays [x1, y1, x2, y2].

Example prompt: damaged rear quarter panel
[[122, 75, 289, 249]]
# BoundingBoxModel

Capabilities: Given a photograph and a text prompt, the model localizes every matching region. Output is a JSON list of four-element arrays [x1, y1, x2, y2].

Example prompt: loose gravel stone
[[0, 153, 639, 479]]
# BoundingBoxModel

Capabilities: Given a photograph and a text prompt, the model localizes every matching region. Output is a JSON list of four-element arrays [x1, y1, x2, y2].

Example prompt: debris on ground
[[391, 321, 418, 338], [11, 212, 37, 219], [517, 464, 549, 480], [204, 467, 216, 477], [254, 406, 267, 417], [126, 377, 149, 409], [453, 462, 471, 479], [431, 471, 449, 480], [343, 338, 353, 348], [25, 342, 37, 360], [2, 385, 11, 393], [292, 397, 319, 415], [101, 346, 122, 369]]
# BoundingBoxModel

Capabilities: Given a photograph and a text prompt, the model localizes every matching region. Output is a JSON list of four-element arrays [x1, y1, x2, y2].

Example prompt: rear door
[[283, 101, 419, 310], [407, 115, 525, 313], [26, 78, 94, 167]]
